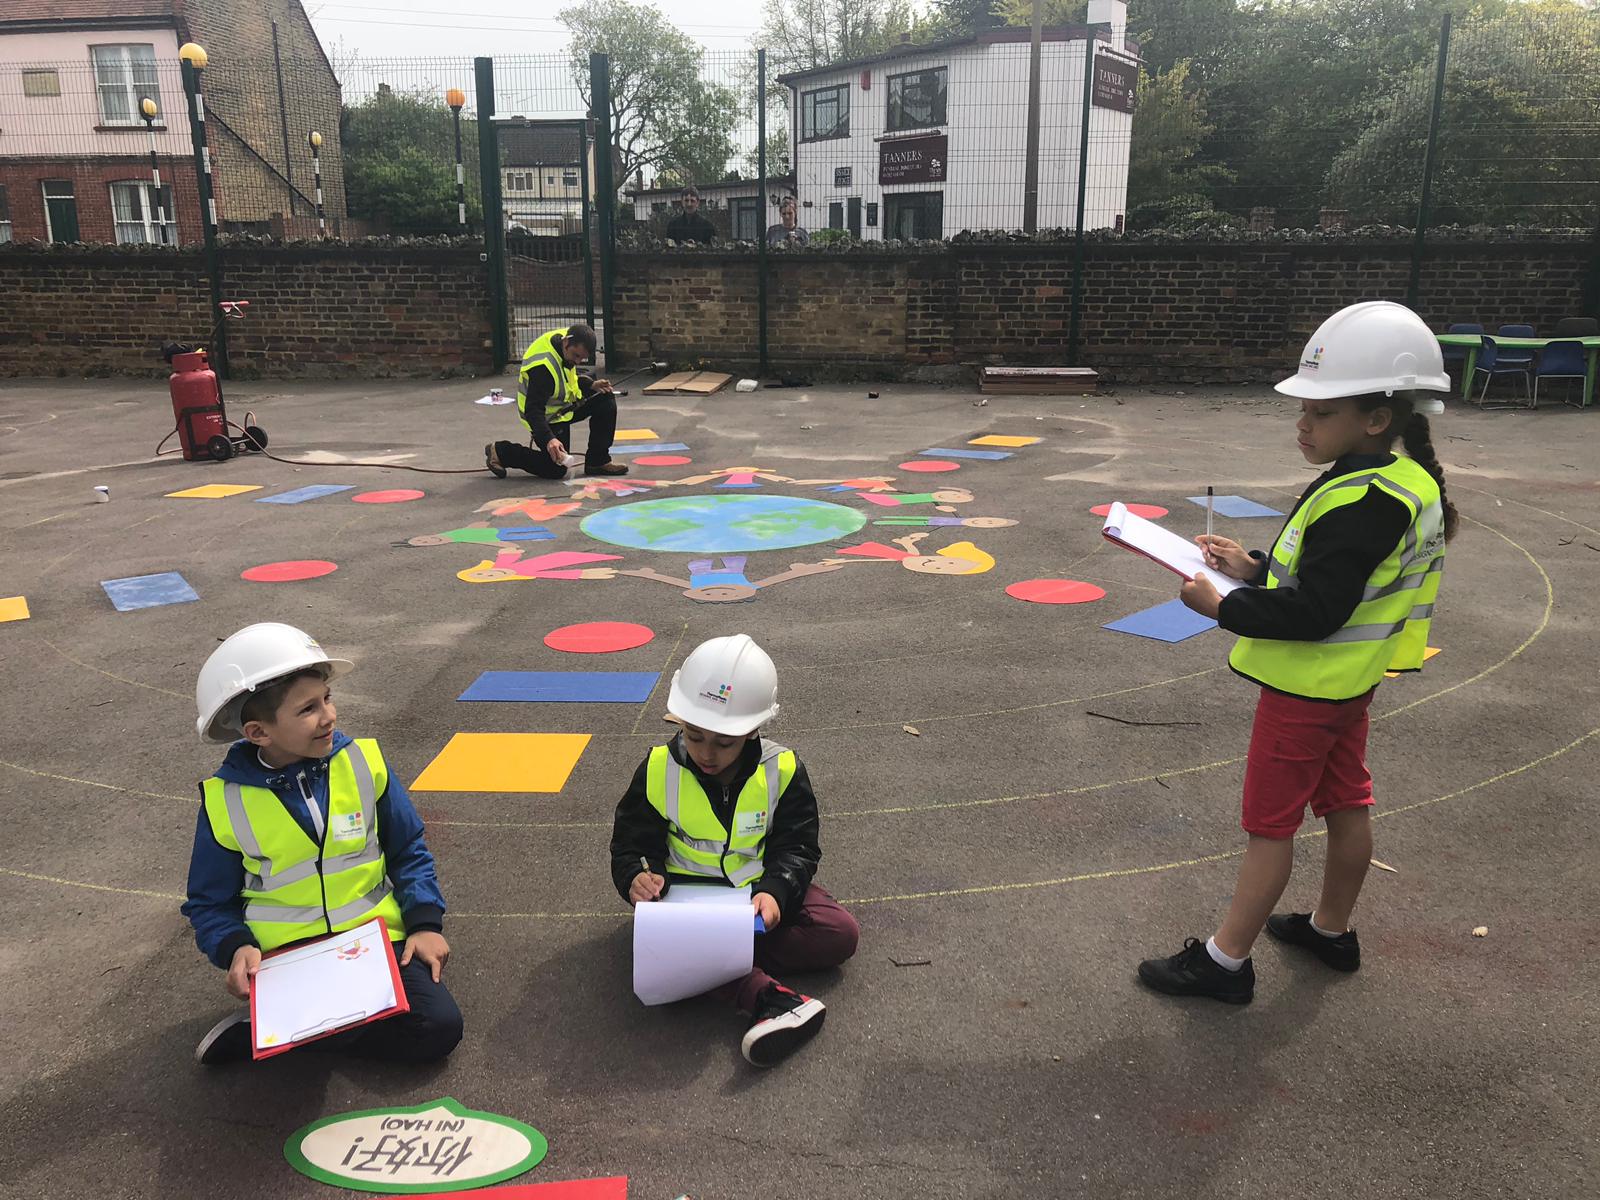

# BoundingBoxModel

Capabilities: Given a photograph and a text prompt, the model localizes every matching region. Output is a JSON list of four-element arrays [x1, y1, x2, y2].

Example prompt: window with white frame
[[110, 181, 177, 244], [91, 44, 160, 125], [562, 169, 579, 188], [0, 186, 11, 243], [887, 67, 947, 132], [801, 84, 849, 141]]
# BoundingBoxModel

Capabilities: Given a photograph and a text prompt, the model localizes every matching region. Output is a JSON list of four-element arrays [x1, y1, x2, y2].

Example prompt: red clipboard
[[249, 917, 409, 1060]]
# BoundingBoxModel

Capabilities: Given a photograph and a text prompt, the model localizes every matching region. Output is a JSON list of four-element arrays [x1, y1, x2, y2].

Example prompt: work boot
[[584, 461, 630, 476], [741, 983, 826, 1066], [1137, 938, 1255, 1005], [485, 443, 506, 478], [195, 1009, 253, 1065], [1266, 912, 1361, 972]]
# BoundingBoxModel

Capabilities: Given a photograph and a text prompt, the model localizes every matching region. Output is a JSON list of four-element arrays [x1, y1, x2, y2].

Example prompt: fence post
[[1408, 11, 1452, 311], [1067, 33, 1095, 365], [474, 57, 509, 370], [578, 118, 597, 330], [271, 22, 295, 216], [181, 46, 227, 379], [757, 48, 769, 377], [591, 53, 619, 368], [1023, 0, 1043, 233]]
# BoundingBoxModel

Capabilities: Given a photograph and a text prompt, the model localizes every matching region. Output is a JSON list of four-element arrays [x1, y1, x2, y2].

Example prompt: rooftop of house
[[0, 0, 176, 25]]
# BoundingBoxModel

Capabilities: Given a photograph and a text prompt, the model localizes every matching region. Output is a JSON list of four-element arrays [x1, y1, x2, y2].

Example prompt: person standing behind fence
[[665, 186, 716, 244], [486, 323, 628, 479], [766, 197, 809, 247]]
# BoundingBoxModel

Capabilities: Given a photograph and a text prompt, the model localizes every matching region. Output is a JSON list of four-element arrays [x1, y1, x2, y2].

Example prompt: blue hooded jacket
[[181, 731, 446, 969]]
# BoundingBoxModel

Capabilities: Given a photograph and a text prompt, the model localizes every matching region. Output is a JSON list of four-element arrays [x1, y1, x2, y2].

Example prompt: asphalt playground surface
[[1, 374, 1597, 1199]]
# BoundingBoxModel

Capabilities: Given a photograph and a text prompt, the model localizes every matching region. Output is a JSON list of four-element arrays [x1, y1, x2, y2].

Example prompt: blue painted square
[[1103, 598, 1217, 643], [255, 484, 356, 505], [102, 571, 200, 612], [921, 447, 1013, 461], [458, 671, 661, 703], [609, 442, 690, 455], [1187, 494, 1284, 519], [499, 526, 555, 541]]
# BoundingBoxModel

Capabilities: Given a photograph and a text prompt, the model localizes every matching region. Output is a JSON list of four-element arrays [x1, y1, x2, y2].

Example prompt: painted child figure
[[609, 634, 860, 1065], [184, 623, 463, 1064], [1139, 301, 1457, 1003]]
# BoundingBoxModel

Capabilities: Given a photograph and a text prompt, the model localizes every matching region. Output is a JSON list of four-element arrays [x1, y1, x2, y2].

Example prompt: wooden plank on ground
[[643, 372, 698, 394]]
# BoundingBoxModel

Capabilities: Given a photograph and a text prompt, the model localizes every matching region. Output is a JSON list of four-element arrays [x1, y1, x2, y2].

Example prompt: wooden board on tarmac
[[980, 365, 1099, 395], [643, 371, 734, 395]]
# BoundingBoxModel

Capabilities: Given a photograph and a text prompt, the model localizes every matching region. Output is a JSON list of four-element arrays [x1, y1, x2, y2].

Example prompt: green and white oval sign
[[285, 1097, 548, 1193]]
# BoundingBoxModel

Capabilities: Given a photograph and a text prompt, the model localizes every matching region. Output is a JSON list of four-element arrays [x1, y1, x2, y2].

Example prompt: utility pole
[[1022, 0, 1042, 233]]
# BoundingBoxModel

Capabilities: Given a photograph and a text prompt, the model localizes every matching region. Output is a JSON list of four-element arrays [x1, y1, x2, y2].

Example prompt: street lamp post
[[446, 88, 467, 229], [309, 131, 326, 237], [139, 96, 168, 245], [179, 41, 227, 377]]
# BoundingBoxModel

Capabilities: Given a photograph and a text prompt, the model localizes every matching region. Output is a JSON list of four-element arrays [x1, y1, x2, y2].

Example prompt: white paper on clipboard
[[251, 918, 403, 1055], [632, 885, 754, 1006], [1101, 502, 1244, 595]]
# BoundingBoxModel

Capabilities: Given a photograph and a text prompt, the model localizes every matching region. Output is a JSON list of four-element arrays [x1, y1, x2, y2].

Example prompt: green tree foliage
[[562, 0, 738, 188], [1126, 61, 1235, 230], [341, 87, 481, 234], [758, 0, 925, 74]]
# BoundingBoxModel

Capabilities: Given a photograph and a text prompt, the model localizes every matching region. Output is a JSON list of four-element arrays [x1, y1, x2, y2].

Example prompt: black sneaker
[[1138, 938, 1255, 1005], [740, 984, 826, 1066], [485, 443, 507, 478], [1266, 912, 1361, 973], [195, 1009, 253, 1065], [583, 461, 629, 476]]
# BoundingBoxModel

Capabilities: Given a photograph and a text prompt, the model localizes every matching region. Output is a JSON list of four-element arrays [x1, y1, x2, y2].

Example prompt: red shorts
[[1241, 687, 1374, 839]]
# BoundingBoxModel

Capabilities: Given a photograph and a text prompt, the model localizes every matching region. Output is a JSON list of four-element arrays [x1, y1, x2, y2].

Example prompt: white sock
[[1205, 936, 1246, 972], [1310, 914, 1345, 938]]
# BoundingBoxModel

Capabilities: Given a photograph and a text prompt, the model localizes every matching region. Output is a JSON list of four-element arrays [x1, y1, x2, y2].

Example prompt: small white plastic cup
[[93, 485, 111, 503]]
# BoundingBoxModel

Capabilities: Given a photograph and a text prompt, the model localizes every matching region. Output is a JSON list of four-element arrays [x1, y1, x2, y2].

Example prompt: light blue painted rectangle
[[102, 572, 200, 612], [256, 484, 356, 505], [1186, 494, 1284, 519], [458, 670, 661, 703], [609, 442, 690, 454], [1103, 598, 1217, 643], [920, 447, 1013, 461]]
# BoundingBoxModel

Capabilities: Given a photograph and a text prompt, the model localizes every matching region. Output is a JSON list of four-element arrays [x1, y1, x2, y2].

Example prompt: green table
[[1436, 333, 1600, 407]]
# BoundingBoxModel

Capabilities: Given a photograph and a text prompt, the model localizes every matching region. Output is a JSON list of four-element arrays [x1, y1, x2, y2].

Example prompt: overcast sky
[[306, 0, 764, 63]]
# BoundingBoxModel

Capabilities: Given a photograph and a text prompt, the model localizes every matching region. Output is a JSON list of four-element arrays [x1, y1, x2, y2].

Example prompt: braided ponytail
[[1399, 412, 1459, 541]]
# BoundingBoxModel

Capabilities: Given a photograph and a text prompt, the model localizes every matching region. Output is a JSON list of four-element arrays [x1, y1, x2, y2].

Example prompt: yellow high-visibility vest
[[1230, 456, 1445, 700], [201, 740, 405, 951], [644, 740, 797, 887], [517, 328, 583, 432]]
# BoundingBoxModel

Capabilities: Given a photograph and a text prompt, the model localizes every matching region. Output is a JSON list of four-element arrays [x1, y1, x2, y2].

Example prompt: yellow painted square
[[410, 732, 592, 793], [613, 429, 660, 441], [1386, 647, 1441, 678], [165, 483, 264, 499], [0, 596, 30, 623], [969, 435, 1043, 448]]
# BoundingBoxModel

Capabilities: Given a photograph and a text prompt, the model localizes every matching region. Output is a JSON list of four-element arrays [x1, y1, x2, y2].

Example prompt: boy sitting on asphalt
[[610, 634, 859, 1066], [183, 622, 462, 1065]]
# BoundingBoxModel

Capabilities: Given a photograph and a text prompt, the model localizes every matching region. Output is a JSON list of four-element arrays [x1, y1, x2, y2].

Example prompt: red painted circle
[[1005, 578, 1107, 605], [898, 460, 961, 473], [241, 559, 338, 583], [544, 621, 656, 654], [1090, 502, 1168, 519], [633, 455, 692, 467], [353, 488, 426, 504]]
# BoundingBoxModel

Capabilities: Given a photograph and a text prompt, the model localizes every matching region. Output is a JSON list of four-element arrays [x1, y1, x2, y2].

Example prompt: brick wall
[[612, 239, 1590, 382], [0, 240, 493, 378]]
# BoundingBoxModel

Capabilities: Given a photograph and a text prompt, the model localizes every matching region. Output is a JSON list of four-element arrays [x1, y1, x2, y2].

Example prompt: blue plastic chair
[[1473, 336, 1532, 407], [1442, 322, 1483, 367], [1534, 339, 1587, 408], [1495, 324, 1537, 369]]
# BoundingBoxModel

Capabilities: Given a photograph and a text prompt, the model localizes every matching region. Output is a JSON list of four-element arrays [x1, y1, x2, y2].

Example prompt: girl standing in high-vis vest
[[1138, 302, 1458, 1005]]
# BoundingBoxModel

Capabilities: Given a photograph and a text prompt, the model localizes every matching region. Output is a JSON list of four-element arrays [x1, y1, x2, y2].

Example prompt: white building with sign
[[777, 1, 1137, 241]]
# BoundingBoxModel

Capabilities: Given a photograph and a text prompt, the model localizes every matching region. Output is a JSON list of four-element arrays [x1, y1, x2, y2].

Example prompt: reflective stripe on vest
[[518, 329, 582, 430], [201, 740, 406, 950], [644, 739, 796, 888], [1228, 457, 1445, 700]]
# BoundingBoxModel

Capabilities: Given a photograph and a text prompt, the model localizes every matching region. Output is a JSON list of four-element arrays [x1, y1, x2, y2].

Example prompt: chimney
[[1086, 0, 1128, 43], [1249, 206, 1275, 233], [1319, 208, 1349, 232]]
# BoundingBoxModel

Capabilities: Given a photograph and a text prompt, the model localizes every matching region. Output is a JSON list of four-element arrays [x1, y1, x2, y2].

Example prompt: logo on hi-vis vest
[[331, 810, 365, 842], [734, 808, 768, 838], [1301, 345, 1324, 371], [700, 682, 733, 705], [1279, 525, 1302, 558]]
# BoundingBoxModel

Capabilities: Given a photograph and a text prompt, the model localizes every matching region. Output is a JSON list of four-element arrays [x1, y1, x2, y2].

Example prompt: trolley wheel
[[207, 434, 234, 462], [243, 425, 268, 451]]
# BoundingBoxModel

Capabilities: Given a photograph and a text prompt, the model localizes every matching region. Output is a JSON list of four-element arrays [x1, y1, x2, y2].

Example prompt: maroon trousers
[[713, 884, 860, 1013]]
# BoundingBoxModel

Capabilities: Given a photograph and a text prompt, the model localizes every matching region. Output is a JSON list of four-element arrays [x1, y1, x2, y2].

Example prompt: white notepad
[[249, 918, 406, 1058], [632, 885, 755, 1006], [1100, 501, 1244, 595]]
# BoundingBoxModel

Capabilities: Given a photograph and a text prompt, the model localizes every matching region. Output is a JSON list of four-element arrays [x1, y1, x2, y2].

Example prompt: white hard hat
[[1276, 301, 1450, 413], [195, 622, 353, 742], [665, 634, 779, 736]]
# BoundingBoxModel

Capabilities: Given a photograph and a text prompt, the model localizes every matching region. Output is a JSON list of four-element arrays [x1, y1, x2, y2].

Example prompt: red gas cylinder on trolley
[[168, 349, 231, 461]]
